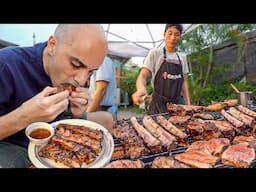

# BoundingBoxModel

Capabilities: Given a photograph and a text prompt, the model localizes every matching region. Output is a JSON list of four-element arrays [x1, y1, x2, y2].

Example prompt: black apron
[[148, 48, 184, 115]]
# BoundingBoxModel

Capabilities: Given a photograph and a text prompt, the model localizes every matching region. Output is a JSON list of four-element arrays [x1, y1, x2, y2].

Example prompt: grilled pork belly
[[130, 117, 162, 153], [186, 138, 230, 157], [237, 105, 256, 119], [114, 120, 149, 159], [157, 115, 187, 139], [151, 156, 190, 168], [174, 150, 219, 168], [233, 135, 256, 150], [221, 142, 255, 168], [229, 107, 254, 127], [143, 115, 177, 149], [105, 159, 145, 168], [193, 113, 214, 120], [168, 115, 191, 125], [206, 120, 235, 140]]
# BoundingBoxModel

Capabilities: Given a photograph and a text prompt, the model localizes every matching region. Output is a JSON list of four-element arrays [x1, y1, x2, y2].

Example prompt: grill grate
[[112, 111, 256, 168]]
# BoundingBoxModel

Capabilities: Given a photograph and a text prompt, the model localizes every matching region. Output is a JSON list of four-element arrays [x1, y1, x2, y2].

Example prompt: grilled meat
[[151, 156, 190, 168], [186, 138, 230, 157], [221, 142, 255, 168], [229, 107, 254, 127], [206, 120, 235, 140], [193, 113, 214, 120], [130, 117, 162, 153], [143, 115, 177, 149], [168, 115, 191, 125], [157, 115, 187, 139], [237, 105, 256, 119], [105, 159, 145, 168], [221, 109, 244, 128], [233, 135, 256, 150], [114, 120, 149, 159], [174, 150, 219, 168]]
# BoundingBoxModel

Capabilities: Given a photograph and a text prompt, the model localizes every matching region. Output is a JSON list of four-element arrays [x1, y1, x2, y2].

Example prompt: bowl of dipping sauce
[[25, 122, 55, 145]]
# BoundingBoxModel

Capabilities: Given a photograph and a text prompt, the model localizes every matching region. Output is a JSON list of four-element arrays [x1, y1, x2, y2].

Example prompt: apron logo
[[162, 72, 182, 80]]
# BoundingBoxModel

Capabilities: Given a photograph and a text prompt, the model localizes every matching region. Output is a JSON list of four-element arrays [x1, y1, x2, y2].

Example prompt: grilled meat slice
[[151, 156, 190, 168], [55, 128, 102, 154], [130, 117, 162, 153], [237, 105, 256, 119], [229, 107, 254, 127], [174, 150, 219, 168], [105, 159, 145, 168], [193, 113, 214, 120], [157, 115, 187, 139], [221, 142, 255, 168], [168, 115, 191, 125], [221, 109, 245, 128], [38, 142, 81, 168], [186, 138, 230, 157], [57, 123, 103, 141], [143, 115, 177, 149], [206, 120, 235, 141], [114, 120, 149, 159], [233, 135, 256, 150]]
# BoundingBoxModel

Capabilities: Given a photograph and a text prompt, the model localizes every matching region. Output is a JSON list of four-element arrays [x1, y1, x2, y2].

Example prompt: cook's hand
[[69, 87, 91, 118], [132, 89, 147, 105], [21, 86, 69, 123]]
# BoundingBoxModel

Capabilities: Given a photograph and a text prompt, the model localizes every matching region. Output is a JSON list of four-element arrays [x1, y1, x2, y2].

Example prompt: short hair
[[164, 24, 183, 34]]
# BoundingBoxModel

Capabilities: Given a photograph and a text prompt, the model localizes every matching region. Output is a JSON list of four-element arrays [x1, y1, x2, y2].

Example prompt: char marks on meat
[[151, 156, 190, 168], [229, 107, 254, 127], [143, 115, 177, 149], [193, 113, 214, 120], [105, 159, 145, 168], [233, 135, 256, 150], [237, 105, 256, 119], [221, 142, 255, 168], [114, 120, 149, 159], [168, 115, 191, 125], [38, 123, 103, 168], [130, 117, 162, 153], [186, 138, 230, 157], [174, 150, 219, 168]]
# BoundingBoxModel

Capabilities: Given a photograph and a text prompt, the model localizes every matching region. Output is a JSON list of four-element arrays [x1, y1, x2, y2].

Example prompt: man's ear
[[47, 35, 57, 56]]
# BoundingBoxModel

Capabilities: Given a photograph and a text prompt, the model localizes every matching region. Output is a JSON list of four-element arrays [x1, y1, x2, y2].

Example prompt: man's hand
[[69, 87, 91, 118], [21, 86, 69, 123], [132, 88, 147, 105]]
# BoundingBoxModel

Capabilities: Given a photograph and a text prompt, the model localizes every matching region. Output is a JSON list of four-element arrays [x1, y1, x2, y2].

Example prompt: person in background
[[0, 24, 114, 168], [87, 56, 118, 120], [132, 24, 191, 114]]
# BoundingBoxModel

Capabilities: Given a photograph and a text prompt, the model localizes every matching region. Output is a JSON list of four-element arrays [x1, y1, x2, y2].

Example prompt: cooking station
[[107, 103, 256, 168]]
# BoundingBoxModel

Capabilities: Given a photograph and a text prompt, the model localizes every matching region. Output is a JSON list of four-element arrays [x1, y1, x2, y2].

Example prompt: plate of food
[[28, 119, 114, 168]]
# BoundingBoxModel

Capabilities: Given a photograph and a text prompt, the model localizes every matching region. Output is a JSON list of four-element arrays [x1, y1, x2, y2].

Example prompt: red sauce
[[29, 128, 51, 139]]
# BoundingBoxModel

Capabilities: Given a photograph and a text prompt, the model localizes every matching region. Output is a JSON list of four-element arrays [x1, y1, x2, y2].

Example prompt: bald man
[[0, 24, 113, 168]]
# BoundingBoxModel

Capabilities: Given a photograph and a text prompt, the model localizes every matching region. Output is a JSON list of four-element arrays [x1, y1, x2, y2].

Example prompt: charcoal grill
[[111, 111, 256, 168]]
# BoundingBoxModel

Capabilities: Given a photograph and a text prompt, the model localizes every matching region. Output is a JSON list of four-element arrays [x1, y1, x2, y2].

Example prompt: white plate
[[28, 119, 114, 168]]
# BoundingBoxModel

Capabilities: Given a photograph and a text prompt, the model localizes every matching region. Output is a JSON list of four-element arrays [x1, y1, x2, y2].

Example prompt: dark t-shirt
[[0, 42, 64, 147]]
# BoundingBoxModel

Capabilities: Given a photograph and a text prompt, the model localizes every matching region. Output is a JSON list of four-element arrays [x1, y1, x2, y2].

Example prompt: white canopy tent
[[103, 24, 200, 58]]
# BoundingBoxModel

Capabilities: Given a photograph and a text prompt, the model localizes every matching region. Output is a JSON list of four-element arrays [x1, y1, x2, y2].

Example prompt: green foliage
[[120, 67, 139, 102]]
